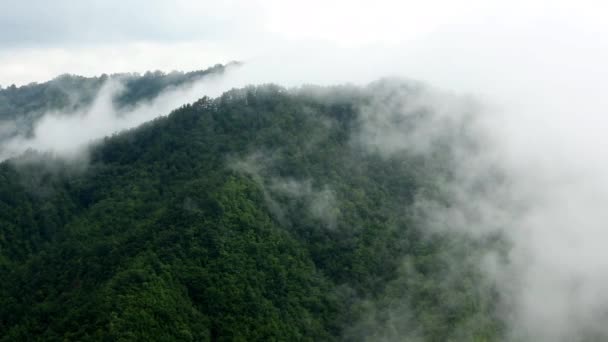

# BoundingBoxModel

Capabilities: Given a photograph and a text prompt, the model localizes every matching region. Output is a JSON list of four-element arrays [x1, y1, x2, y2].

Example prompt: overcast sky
[[3, 0, 605, 88]]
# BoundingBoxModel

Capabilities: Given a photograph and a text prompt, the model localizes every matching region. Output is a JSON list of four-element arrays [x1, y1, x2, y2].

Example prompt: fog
[[0, 70, 233, 161], [4, 0, 608, 340], [222, 5, 608, 340]]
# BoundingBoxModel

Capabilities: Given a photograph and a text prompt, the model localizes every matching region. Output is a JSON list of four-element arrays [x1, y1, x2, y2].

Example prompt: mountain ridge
[[0, 79, 501, 341]]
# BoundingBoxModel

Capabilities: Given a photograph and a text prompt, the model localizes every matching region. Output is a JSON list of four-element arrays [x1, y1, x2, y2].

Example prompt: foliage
[[0, 63, 231, 140], [0, 81, 502, 341]]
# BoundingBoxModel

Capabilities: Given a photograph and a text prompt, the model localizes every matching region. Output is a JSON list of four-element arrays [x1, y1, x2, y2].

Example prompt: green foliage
[[0, 81, 502, 341], [0, 64, 230, 140]]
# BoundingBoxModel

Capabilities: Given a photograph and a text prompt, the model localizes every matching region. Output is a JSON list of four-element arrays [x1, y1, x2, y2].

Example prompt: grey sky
[[0, 0, 498, 86], [1, 0, 605, 88], [0, 0, 258, 47]]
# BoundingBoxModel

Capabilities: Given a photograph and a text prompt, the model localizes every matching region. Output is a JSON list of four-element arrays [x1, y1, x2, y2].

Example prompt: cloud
[[0, 69, 233, 161], [229, 152, 340, 229], [0, 0, 258, 47]]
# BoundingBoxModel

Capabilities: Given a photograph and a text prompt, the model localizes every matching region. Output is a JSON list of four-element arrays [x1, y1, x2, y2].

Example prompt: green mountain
[[0, 78, 502, 341], [0, 63, 233, 141]]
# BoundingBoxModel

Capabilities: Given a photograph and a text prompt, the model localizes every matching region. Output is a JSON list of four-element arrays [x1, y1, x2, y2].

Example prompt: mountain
[[0, 63, 234, 142], [0, 78, 502, 341]]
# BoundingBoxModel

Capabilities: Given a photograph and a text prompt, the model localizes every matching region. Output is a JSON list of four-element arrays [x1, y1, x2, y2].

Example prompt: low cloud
[[0, 69, 233, 161], [230, 152, 340, 229]]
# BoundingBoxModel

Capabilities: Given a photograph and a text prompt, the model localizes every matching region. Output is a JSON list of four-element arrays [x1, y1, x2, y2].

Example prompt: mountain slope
[[0, 82, 502, 341], [0, 63, 232, 142]]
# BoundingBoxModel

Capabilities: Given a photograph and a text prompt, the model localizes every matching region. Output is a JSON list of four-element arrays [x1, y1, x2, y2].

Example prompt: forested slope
[[0, 81, 502, 341], [0, 63, 231, 141]]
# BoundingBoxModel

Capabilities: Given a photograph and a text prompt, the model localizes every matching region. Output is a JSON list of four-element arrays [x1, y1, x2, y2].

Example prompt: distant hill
[[0, 63, 235, 140]]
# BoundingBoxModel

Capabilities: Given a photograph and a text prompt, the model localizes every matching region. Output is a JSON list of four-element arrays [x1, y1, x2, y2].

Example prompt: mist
[[211, 5, 608, 341], [0, 70, 235, 161]]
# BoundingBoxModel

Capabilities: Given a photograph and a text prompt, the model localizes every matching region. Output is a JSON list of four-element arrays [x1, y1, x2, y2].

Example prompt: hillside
[[0, 63, 232, 142], [0, 80, 502, 341]]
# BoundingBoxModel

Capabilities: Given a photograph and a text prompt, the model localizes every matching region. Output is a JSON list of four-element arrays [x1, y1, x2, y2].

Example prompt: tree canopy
[[0, 81, 502, 341]]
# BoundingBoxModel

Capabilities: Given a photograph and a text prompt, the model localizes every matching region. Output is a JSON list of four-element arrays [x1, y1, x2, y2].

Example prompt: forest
[[0, 63, 232, 143], [0, 76, 503, 341]]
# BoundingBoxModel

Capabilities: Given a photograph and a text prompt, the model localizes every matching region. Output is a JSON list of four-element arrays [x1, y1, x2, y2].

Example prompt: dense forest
[[0, 76, 503, 341]]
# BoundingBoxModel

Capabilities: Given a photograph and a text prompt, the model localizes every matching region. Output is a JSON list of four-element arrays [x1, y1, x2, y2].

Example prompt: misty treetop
[[0, 63, 232, 142], [0, 77, 503, 341]]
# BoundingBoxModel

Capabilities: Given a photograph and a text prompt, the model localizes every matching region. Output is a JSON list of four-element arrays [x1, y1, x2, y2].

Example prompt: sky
[[3, 0, 605, 88]]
